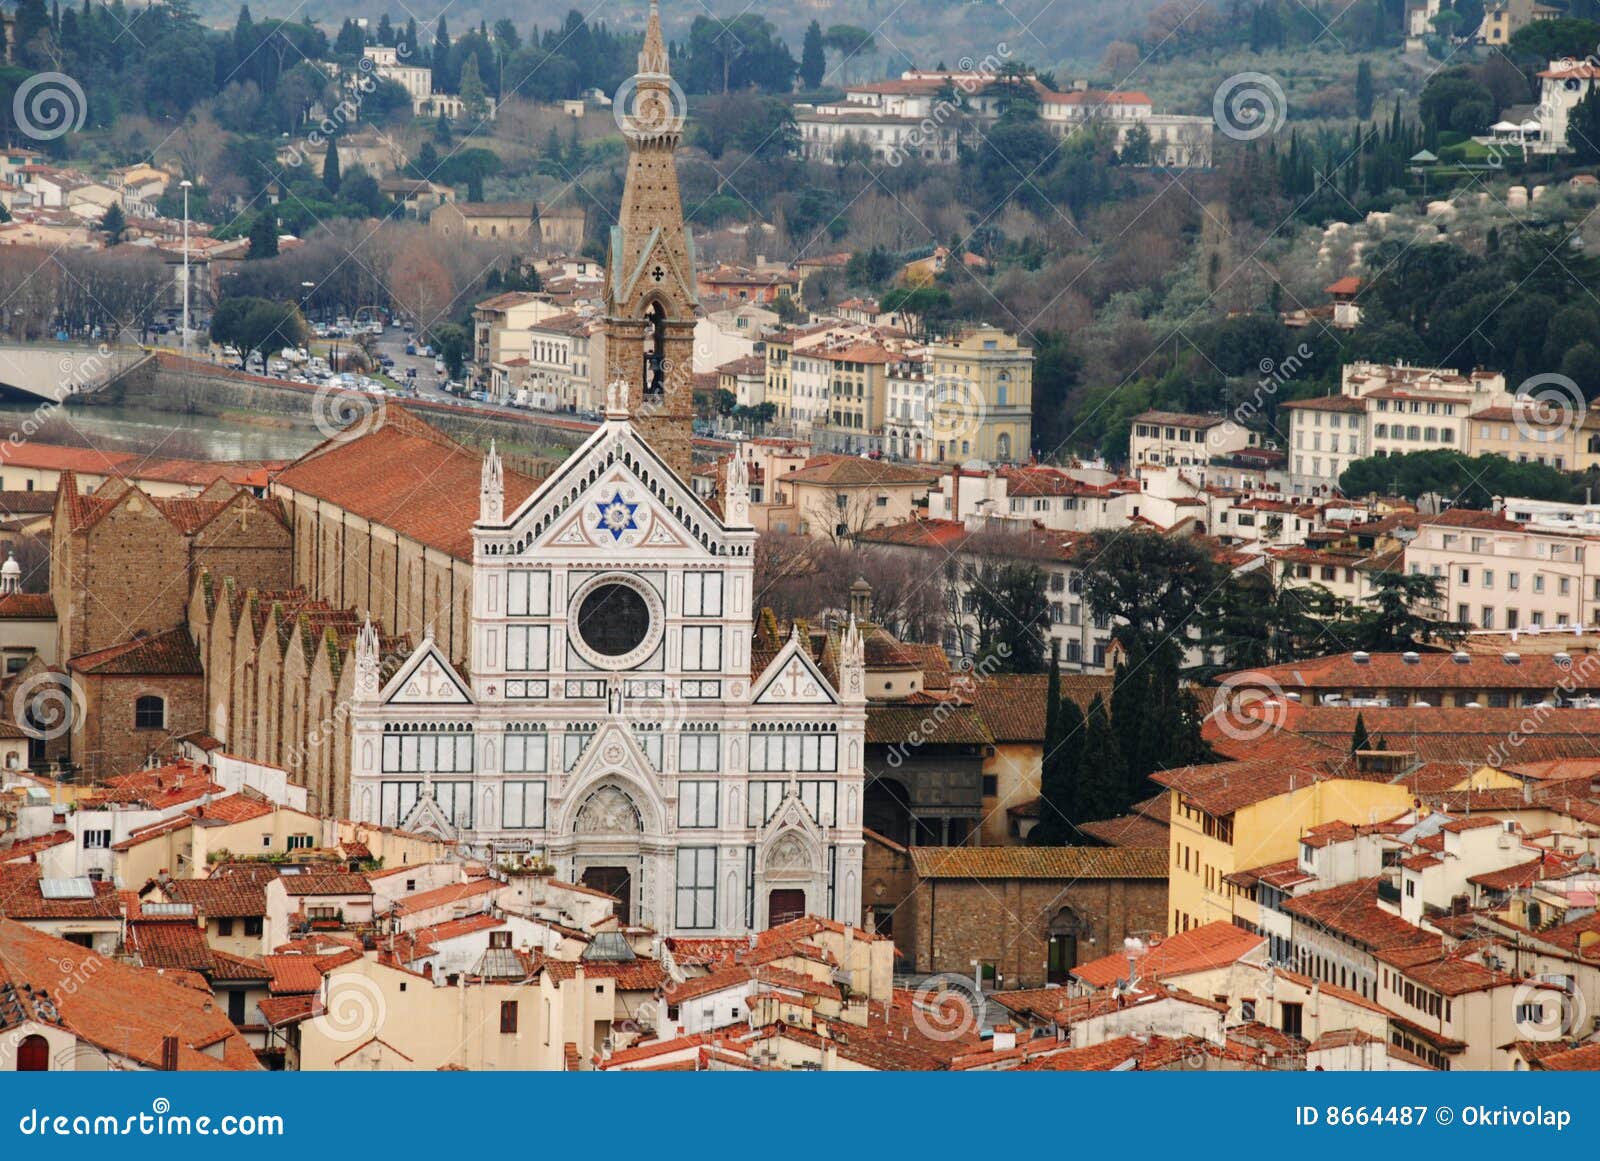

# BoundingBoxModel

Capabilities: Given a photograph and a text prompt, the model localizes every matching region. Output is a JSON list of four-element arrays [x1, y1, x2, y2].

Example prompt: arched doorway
[[763, 831, 818, 928], [1047, 907, 1091, 983], [15, 1034, 48, 1071], [768, 889, 806, 926], [574, 785, 644, 925]]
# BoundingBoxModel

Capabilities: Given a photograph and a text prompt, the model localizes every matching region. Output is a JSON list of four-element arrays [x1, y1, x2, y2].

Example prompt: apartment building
[[471, 291, 566, 392], [1129, 411, 1257, 469], [886, 328, 1034, 465], [1283, 362, 1514, 492], [794, 72, 1213, 168], [1406, 507, 1598, 631]]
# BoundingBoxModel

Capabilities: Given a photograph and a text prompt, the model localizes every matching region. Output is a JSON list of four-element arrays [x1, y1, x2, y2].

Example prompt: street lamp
[[180, 179, 192, 357]]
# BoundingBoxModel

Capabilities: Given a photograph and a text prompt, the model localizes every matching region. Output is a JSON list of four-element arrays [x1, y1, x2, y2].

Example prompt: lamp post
[[180, 179, 192, 357]]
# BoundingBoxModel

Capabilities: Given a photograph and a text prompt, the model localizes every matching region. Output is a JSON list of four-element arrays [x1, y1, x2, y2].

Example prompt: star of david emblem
[[595, 491, 640, 541]]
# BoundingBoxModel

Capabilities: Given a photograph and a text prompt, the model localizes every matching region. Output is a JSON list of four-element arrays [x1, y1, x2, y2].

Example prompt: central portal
[[582, 866, 634, 924]]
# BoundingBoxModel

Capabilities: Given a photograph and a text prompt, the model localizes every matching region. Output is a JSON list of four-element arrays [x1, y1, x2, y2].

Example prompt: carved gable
[[753, 640, 837, 706], [383, 640, 472, 706]]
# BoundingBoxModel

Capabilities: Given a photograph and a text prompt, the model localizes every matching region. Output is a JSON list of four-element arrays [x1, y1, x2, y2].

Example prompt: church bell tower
[[606, 0, 697, 483]]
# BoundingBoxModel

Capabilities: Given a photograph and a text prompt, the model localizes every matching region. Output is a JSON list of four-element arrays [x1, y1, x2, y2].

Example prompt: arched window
[[644, 301, 666, 396], [134, 695, 165, 730]]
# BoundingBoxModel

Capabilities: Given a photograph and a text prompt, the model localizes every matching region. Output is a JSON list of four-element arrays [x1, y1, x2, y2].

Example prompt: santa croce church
[[347, 3, 868, 935]]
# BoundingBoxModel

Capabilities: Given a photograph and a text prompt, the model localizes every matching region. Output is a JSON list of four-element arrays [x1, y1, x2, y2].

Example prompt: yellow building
[[1152, 760, 1416, 936], [1478, 0, 1560, 45], [924, 326, 1034, 464], [818, 343, 895, 453], [1465, 404, 1600, 472]]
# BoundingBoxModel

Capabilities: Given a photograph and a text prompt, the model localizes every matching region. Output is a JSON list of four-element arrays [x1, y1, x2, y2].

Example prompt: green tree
[[1338, 450, 1576, 506], [1570, 85, 1600, 165], [1033, 645, 1084, 845], [334, 17, 364, 56], [1075, 695, 1127, 824], [1120, 121, 1152, 165], [322, 138, 341, 195], [1355, 59, 1374, 120], [209, 296, 308, 361], [1351, 711, 1371, 755], [800, 20, 826, 90], [459, 52, 489, 123], [879, 286, 953, 340], [99, 203, 126, 245], [1075, 530, 1223, 658], [967, 560, 1050, 673], [823, 24, 876, 84], [431, 322, 470, 378], [1341, 572, 1465, 651], [1507, 16, 1600, 60], [247, 209, 278, 259]]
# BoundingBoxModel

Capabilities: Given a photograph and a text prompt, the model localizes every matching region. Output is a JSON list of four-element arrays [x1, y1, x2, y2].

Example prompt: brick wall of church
[[191, 508, 292, 597], [55, 498, 189, 659], [71, 672, 204, 782], [901, 876, 1168, 989]]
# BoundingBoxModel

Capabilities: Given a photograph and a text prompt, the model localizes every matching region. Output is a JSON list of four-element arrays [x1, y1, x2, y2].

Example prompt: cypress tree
[[322, 138, 341, 195], [800, 20, 826, 90], [1076, 695, 1127, 825], [1033, 644, 1079, 845], [1351, 712, 1371, 755]]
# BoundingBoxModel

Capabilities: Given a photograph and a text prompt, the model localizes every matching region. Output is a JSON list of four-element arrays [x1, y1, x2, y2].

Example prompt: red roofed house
[[0, 917, 260, 1070]]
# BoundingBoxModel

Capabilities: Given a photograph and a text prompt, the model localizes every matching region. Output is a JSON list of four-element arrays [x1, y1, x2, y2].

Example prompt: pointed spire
[[840, 613, 866, 702], [479, 439, 504, 524], [724, 453, 751, 528], [355, 617, 380, 702], [639, 0, 668, 75]]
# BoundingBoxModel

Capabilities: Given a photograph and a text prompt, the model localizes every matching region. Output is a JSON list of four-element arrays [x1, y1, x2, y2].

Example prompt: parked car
[[405, 367, 417, 379], [404, 342, 416, 356]]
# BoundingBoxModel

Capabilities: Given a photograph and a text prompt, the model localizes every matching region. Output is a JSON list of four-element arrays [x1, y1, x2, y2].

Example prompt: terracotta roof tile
[[1280, 879, 1437, 952], [273, 407, 540, 561], [0, 917, 257, 1069], [68, 627, 202, 675], [906, 846, 1167, 880], [1072, 921, 1264, 989]]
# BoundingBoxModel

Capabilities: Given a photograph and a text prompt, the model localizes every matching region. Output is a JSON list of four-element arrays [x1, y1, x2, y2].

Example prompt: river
[[0, 398, 326, 462]]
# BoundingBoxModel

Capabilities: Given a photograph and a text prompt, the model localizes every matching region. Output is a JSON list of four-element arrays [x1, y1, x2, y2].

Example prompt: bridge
[[0, 343, 151, 403]]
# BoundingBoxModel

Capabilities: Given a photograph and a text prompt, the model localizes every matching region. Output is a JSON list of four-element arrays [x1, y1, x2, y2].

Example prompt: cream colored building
[[1130, 410, 1259, 471], [471, 290, 565, 382], [1405, 507, 1597, 631]]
